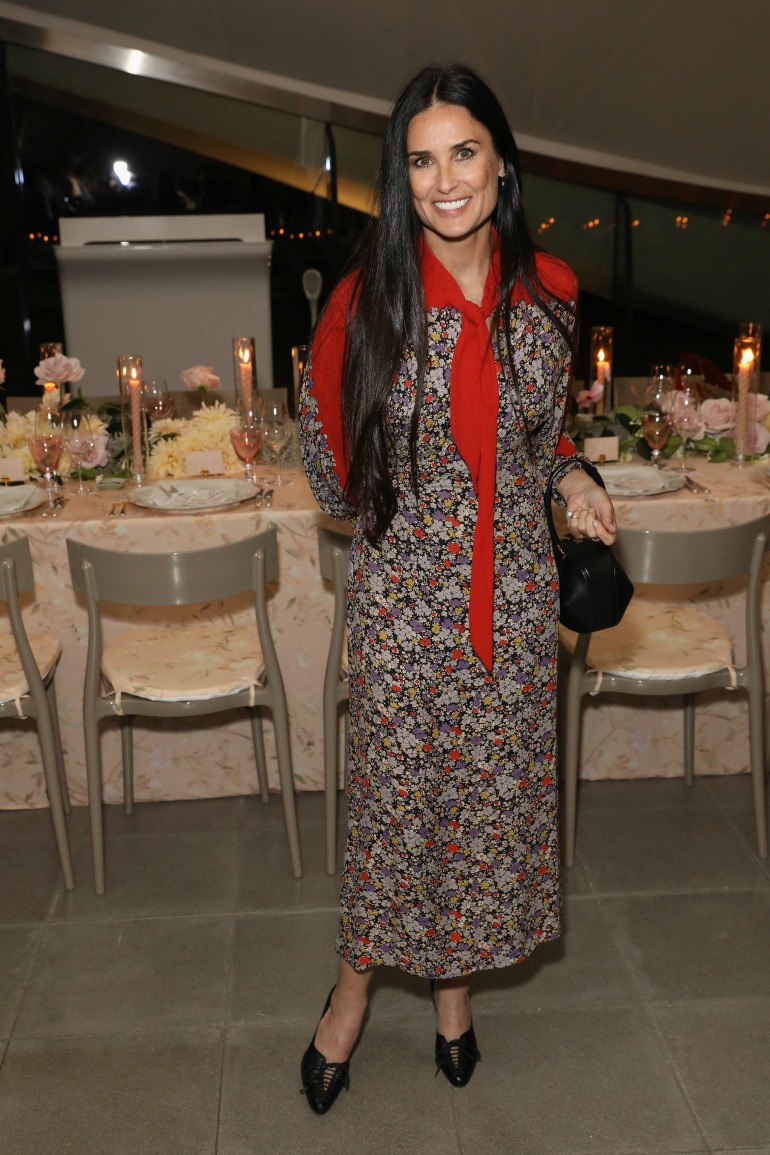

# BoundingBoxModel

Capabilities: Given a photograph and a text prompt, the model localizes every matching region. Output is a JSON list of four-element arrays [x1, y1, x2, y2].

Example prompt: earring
[[499, 175, 506, 186]]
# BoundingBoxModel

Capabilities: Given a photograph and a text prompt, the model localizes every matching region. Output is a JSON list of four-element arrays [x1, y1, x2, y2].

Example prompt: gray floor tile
[[0, 838, 66, 923], [0, 927, 41, 1035], [576, 805, 767, 895], [602, 890, 770, 1001], [471, 898, 639, 1014], [14, 916, 232, 1037], [236, 822, 343, 913], [49, 830, 240, 920], [576, 777, 721, 813], [702, 772, 758, 810], [0, 804, 84, 845], [0, 1028, 222, 1155], [102, 795, 244, 834], [452, 1006, 704, 1154], [653, 999, 770, 1150], [561, 850, 594, 895], [230, 910, 341, 1024], [218, 1019, 460, 1155]]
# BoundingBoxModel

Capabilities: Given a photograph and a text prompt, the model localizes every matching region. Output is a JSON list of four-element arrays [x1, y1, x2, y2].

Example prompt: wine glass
[[229, 404, 263, 486], [143, 379, 175, 420], [28, 407, 63, 515], [671, 386, 700, 472], [62, 410, 94, 494], [260, 400, 293, 486], [641, 382, 673, 469]]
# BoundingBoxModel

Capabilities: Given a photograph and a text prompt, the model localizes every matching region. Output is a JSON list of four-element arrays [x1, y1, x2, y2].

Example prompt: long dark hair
[[338, 64, 576, 542]]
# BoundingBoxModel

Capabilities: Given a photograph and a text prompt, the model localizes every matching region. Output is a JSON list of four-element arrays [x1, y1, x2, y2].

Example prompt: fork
[[109, 499, 128, 517]]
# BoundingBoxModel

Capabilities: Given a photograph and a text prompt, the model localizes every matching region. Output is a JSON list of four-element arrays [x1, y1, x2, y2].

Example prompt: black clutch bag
[[545, 461, 633, 634]]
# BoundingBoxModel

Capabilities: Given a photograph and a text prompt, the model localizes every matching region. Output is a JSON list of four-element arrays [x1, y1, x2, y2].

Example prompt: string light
[[675, 215, 688, 229]]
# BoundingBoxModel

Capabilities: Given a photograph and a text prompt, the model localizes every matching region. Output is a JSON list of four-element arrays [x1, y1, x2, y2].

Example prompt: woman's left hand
[[556, 469, 618, 545]]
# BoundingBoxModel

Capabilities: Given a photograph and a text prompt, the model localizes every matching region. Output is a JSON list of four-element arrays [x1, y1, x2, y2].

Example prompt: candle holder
[[232, 337, 260, 419], [589, 327, 613, 415], [117, 354, 149, 484], [290, 344, 307, 420], [732, 334, 761, 465], [39, 342, 63, 359]]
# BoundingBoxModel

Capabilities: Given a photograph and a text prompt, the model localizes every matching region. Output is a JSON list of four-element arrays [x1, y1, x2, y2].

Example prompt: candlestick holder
[[39, 342, 63, 359], [117, 354, 149, 484], [589, 327, 614, 415], [232, 337, 261, 420], [290, 344, 307, 420], [732, 334, 761, 465]]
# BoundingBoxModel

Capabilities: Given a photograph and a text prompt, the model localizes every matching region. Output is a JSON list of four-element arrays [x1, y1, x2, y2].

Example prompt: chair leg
[[269, 692, 303, 878], [121, 717, 134, 815], [83, 705, 106, 895], [748, 681, 768, 858], [45, 677, 71, 815], [36, 695, 75, 891], [683, 694, 695, 786], [249, 708, 270, 803], [323, 700, 339, 875], [561, 660, 584, 869]]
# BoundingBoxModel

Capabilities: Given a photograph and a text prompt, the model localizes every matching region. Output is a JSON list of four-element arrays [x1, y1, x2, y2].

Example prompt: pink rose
[[700, 397, 733, 434], [34, 354, 85, 385], [753, 394, 770, 422], [81, 431, 109, 468], [750, 423, 770, 455], [575, 381, 604, 409], [180, 365, 221, 391]]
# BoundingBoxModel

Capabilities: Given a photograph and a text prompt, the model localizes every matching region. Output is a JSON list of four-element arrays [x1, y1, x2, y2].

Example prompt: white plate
[[600, 466, 687, 497], [0, 485, 47, 519], [128, 479, 254, 513]]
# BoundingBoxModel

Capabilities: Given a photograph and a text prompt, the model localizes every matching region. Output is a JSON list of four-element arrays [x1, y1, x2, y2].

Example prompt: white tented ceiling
[[2, 0, 769, 197]]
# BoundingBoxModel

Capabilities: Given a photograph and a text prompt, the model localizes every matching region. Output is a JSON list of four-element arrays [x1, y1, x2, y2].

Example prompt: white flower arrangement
[[147, 401, 241, 478]]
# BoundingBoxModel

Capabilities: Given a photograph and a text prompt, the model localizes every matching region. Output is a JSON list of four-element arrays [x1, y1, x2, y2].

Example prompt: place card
[[0, 457, 26, 483], [185, 450, 225, 476], [584, 436, 619, 463]]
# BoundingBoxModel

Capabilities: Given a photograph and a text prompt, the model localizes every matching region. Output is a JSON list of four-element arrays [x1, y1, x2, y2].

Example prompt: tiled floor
[[1, 775, 770, 1154]]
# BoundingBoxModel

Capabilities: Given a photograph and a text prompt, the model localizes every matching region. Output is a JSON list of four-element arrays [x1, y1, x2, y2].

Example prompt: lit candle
[[735, 346, 755, 458], [239, 345, 254, 414], [129, 366, 143, 477]]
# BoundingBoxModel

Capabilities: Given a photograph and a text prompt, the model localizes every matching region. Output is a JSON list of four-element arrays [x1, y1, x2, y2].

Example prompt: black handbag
[[545, 460, 634, 634]]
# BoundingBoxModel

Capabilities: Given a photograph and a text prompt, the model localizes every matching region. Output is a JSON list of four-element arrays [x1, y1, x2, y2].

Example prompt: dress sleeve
[[533, 252, 589, 496], [298, 276, 358, 521]]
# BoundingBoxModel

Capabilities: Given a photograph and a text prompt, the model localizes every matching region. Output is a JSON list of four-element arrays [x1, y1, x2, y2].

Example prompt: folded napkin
[[147, 479, 239, 509], [0, 484, 40, 515]]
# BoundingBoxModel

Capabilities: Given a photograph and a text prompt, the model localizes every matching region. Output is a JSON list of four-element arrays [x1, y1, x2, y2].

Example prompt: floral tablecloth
[[0, 465, 337, 808], [1, 459, 769, 808]]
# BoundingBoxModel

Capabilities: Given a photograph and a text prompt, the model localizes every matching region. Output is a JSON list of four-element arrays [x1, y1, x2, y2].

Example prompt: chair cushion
[[102, 621, 265, 706], [559, 598, 734, 680], [0, 632, 62, 715]]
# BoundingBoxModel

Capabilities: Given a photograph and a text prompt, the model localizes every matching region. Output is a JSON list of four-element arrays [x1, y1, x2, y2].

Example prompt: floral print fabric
[[300, 266, 577, 979]]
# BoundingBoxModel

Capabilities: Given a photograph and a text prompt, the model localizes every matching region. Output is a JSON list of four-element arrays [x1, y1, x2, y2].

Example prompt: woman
[[298, 64, 616, 1114]]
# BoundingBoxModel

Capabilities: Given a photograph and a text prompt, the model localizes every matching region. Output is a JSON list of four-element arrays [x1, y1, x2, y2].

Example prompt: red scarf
[[420, 237, 501, 671]]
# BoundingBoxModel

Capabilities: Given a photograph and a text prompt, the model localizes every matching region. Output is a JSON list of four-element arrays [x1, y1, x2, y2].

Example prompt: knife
[[684, 476, 710, 494]]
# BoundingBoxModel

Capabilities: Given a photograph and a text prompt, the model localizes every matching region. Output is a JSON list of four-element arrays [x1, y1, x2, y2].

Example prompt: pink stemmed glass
[[28, 407, 63, 516], [230, 403, 263, 485]]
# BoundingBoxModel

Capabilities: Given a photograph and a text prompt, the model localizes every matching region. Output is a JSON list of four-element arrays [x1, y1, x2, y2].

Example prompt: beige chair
[[66, 528, 302, 893], [560, 515, 769, 867], [0, 537, 74, 889], [317, 524, 353, 873]]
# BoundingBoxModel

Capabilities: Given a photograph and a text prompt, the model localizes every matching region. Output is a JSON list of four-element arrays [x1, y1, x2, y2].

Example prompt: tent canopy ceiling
[[1, 0, 769, 198]]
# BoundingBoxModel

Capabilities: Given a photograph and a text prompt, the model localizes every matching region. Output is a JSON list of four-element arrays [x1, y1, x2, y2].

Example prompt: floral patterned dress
[[299, 249, 578, 979]]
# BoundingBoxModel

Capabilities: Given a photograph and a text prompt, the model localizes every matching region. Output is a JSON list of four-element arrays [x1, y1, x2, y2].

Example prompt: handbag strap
[[544, 459, 607, 548]]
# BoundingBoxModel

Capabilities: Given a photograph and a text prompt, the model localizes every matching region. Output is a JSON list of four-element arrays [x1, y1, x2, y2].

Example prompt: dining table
[[1, 457, 769, 810]]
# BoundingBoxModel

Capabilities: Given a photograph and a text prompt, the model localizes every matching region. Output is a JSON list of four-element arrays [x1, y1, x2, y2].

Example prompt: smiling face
[[406, 102, 504, 250]]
